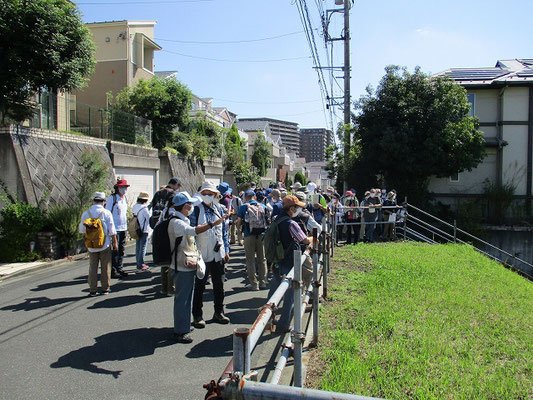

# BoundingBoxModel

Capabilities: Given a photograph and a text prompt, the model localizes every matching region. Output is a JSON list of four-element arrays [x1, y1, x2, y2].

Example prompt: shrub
[[46, 205, 81, 253], [0, 184, 46, 262]]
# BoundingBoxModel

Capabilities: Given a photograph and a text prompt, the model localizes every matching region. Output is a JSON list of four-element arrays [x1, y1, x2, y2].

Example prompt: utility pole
[[342, 0, 350, 192]]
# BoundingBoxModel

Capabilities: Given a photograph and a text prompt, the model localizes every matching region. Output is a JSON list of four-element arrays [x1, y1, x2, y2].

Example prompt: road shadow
[[223, 309, 260, 326], [87, 293, 160, 309], [50, 327, 175, 378], [0, 295, 87, 312], [186, 333, 233, 359], [29, 275, 87, 292], [225, 296, 267, 310]]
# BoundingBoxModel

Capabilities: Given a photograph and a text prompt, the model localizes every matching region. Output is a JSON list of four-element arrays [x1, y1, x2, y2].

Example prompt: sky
[[75, 0, 533, 132]]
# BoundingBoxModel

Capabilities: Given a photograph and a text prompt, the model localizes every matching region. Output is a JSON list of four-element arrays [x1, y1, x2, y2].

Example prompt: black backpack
[[152, 216, 182, 265], [149, 189, 174, 228]]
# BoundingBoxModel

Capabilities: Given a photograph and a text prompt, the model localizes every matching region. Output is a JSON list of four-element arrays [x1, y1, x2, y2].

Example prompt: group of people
[[79, 177, 402, 343]]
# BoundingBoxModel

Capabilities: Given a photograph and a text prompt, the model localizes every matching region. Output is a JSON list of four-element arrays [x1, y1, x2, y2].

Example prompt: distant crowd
[[79, 178, 404, 343]]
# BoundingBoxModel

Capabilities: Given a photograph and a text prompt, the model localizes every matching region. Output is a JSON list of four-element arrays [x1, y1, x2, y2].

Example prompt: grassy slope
[[313, 243, 532, 400]]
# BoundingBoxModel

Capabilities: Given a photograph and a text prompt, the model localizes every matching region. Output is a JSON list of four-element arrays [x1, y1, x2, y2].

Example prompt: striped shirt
[[288, 220, 307, 243]]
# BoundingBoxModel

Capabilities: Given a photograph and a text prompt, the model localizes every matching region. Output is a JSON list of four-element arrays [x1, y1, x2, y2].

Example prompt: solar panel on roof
[[446, 68, 509, 80]]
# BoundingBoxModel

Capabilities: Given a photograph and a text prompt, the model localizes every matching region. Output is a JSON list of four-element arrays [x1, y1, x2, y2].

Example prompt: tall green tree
[[224, 123, 246, 170], [0, 0, 95, 124], [355, 66, 486, 202], [113, 76, 192, 149], [251, 132, 272, 177]]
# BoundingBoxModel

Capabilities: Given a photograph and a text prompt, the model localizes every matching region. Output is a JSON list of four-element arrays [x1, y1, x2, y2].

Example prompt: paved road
[[0, 244, 281, 400]]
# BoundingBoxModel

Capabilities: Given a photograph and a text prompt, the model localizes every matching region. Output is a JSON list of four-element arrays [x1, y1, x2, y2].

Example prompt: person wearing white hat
[[132, 192, 152, 272], [190, 181, 231, 327], [79, 192, 118, 296]]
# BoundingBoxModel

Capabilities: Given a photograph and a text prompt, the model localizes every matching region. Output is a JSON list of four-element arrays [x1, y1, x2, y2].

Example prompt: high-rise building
[[300, 128, 334, 162], [238, 118, 300, 155]]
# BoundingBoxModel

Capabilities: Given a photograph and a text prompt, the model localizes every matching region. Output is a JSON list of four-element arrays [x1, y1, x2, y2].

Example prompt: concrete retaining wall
[[159, 150, 205, 195]]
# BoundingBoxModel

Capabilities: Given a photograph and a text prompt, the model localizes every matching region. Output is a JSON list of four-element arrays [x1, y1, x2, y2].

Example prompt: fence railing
[[29, 92, 152, 146], [204, 214, 382, 400]]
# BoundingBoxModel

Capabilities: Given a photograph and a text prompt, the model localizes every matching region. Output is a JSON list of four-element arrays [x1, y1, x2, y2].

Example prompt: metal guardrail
[[204, 214, 381, 400], [404, 203, 533, 280]]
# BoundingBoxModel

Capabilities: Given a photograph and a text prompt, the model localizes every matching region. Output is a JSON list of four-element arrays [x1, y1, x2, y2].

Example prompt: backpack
[[263, 215, 290, 264], [345, 200, 358, 220], [246, 203, 267, 235], [152, 216, 182, 265], [149, 188, 174, 228], [83, 211, 106, 249], [128, 207, 146, 240]]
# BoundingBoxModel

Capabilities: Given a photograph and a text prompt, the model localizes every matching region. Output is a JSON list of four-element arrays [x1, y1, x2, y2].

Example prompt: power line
[[155, 30, 307, 45], [213, 98, 322, 105], [78, 0, 212, 4], [161, 49, 310, 63]]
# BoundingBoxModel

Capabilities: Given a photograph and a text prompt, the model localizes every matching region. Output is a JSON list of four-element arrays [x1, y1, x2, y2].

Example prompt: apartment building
[[74, 20, 162, 108], [238, 117, 300, 155], [300, 128, 334, 162]]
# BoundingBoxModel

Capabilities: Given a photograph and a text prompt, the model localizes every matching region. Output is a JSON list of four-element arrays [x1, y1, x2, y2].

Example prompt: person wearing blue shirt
[[270, 189, 283, 218], [237, 190, 267, 290]]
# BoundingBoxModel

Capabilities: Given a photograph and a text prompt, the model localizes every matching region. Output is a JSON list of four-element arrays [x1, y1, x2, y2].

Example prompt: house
[[430, 59, 533, 212], [74, 20, 162, 109]]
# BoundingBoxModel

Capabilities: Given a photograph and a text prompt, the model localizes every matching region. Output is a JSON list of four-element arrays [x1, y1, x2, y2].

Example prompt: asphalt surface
[[0, 244, 284, 400]]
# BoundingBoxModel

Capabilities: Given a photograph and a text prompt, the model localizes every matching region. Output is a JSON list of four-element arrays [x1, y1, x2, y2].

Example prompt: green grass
[[311, 242, 532, 400]]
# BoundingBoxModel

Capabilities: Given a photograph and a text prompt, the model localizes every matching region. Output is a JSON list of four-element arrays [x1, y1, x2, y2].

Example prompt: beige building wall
[[90, 24, 129, 61], [75, 60, 128, 108]]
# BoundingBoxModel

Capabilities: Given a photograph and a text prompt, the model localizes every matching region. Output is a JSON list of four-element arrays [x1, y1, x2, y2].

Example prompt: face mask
[[202, 194, 214, 204], [293, 207, 302, 217], [382, 190, 386, 194], [370, 193, 375, 198], [119, 188, 127, 195], [182, 205, 191, 216]]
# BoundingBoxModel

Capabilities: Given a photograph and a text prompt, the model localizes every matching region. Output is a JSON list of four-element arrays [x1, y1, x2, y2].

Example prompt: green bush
[[46, 205, 81, 252], [0, 194, 46, 262]]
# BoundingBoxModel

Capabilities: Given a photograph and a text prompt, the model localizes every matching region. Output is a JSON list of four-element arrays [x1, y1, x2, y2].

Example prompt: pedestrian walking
[[190, 182, 231, 328], [132, 192, 151, 272], [79, 192, 118, 296], [106, 179, 130, 278], [237, 190, 268, 291], [230, 191, 243, 245], [168, 192, 227, 343], [344, 191, 359, 244]]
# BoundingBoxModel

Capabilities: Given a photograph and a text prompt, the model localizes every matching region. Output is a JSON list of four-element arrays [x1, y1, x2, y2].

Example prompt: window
[[467, 93, 475, 117], [449, 172, 459, 182]]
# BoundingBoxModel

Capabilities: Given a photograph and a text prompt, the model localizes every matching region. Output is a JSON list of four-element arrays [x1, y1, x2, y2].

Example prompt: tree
[[355, 66, 486, 202], [224, 123, 246, 170], [251, 132, 272, 177], [233, 162, 260, 191], [113, 76, 192, 149], [0, 0, 95, 124], [294, 171, 307, 186]]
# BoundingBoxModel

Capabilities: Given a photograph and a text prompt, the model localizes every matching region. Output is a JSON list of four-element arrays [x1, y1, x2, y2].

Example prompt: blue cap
[[172, 192, 194, 207], [265, 188, 273, 195], [217, 182, 231, 195], [244, 190, 255, 198]]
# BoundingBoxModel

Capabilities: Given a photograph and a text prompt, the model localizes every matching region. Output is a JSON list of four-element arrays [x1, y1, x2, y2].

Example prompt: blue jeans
[[135, 232, 148, 267], [173, 269, 195, 335], [365, 222, 376, 242], [268, 263, 293, 330]]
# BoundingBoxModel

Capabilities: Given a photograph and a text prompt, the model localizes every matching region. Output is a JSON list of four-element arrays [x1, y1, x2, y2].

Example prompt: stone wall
[[1, 126, 115, 208], [159, 150, 205, 195]]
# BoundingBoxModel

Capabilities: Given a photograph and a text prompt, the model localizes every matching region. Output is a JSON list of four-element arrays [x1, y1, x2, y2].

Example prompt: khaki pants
[[243, 235, 267, 286], [230, 215, 243, 244], [88, 247, 111, 292]]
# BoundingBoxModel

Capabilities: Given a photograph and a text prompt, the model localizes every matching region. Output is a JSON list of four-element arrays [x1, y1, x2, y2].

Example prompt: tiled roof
[[235, 120, 269, 132]]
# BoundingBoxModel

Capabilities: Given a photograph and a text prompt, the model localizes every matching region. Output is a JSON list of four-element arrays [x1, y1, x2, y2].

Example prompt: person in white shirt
[[132, 192, 152, 272], [106, 179, 130, 278], [168, 192, 227, 343], [79, 192, 118, 296]]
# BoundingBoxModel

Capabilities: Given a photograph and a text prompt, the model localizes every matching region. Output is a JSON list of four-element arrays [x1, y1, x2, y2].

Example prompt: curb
[[0, 242, 136, 282]]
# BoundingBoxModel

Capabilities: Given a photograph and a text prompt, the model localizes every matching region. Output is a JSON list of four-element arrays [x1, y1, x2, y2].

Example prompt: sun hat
[[217, 182, 232, 195], [199, 181, 219, 194], [137, 192, 150, 200], [271, 189, 281, 197], [282, 195, 306, 208], [291, 182, 303, 190], [114, 179, 130, 187], [93, 191, 106, 201], [345, 191, 354, 197], [172, 192, 194, 207], [294, 191, 307, 202], [244, 189, 255, 198]]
